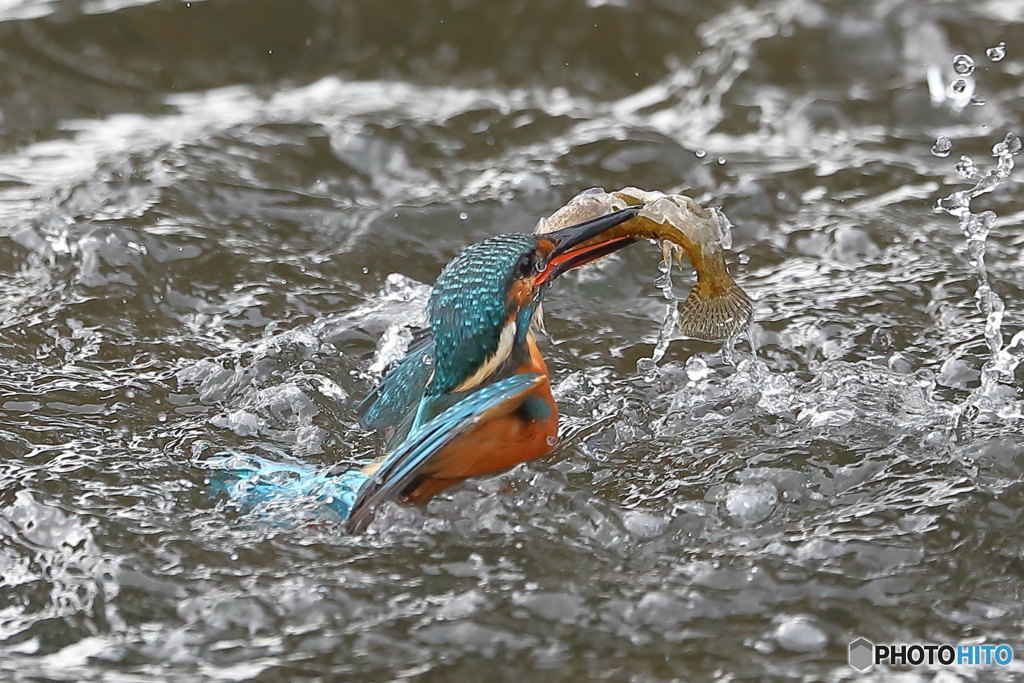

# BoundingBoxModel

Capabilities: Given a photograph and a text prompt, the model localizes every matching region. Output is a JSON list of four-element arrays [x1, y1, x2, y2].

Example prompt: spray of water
[[652, 242, 683, 360], [935, 131, 1024, 419], [636, 243, 681, 379]]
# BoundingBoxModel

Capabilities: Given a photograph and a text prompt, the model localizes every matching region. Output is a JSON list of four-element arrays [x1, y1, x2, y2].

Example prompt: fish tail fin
[[677, 278, 753, 342]]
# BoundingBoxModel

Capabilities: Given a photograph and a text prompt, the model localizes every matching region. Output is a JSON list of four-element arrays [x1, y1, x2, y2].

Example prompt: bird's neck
[[479, 325, 548, 387], [518, 330, 548, 377], [417, 330, 548, 429], [448, 327, 545, 393]]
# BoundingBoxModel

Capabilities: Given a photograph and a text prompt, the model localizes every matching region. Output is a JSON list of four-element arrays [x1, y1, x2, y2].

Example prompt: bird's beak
[[535, 205, 641, 285]]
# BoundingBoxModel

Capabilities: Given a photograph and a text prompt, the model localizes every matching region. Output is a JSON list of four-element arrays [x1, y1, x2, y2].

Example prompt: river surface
[[2, 0, 1024, 680]]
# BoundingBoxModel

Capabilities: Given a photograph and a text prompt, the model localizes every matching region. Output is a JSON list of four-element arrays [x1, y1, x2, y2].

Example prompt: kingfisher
[[205, 206, 642, 532], [343, 206, 642, 533]]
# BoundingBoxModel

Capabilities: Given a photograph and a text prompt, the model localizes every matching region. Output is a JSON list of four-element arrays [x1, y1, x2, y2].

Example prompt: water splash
[[636, 243, 680, 379], [986, 42, 1006, 62], [934, 51, 978, 113], [931, 136, 952, 157], [955, 155, 978, 179], [935, 132, 1023, 418], [952, 54, 975, 76]]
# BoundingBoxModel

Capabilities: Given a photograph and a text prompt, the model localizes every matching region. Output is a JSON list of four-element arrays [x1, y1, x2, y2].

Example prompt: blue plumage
[[344, 372, 545, 534], [207, 453, 368, 520], [356, 331, 436, 448]]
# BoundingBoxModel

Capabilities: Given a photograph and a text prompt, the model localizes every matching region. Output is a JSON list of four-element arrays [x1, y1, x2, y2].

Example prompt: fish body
[[535, 187, 753, 341]]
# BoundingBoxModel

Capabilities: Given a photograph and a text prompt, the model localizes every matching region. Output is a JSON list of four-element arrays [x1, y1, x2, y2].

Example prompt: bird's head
[[426, 206, 640, 396]]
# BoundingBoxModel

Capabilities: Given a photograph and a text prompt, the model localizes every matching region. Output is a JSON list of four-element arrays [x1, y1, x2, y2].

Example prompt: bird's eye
[[518, 254, 533, 276]]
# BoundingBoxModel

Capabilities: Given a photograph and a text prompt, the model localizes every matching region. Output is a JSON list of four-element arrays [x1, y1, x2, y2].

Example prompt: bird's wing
[[345, 372, 546, 534], [355, 330, 435, 447]]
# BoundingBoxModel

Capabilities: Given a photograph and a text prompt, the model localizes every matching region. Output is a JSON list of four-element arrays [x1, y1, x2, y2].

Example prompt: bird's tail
[[206, 453, 368, 521]]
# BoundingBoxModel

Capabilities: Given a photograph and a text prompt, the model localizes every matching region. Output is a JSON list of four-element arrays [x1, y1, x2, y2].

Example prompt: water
[[637, 242, 681, 377], [953, 54, 975, 77], [3, 0, 1024, 680], [932, 136, 953, 158]]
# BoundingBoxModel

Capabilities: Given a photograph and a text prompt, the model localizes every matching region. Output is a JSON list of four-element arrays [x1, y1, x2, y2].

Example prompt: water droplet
[[870, 327, 893, 351], [987, 42, 1006, 62], [459, 212, 468, 220], [970, 95, 986, 106], [931, 136, 952, 157], [685, 356, 709, 381], [422, 354, 433, 365], [717, 157, 727, 165], [955, 155, 978, 179], [230, 552, 239, 561], [1005, 132, 1021, 154], [992, 132, 1022, 158], [125, 389, 136, 399], [953, 54, 975, 76], [951, 79, 968, 94], [636, 357, 659, 380], [157, 412, 167, 423], [545, 435, 558, 447], [694, 149, 706, 158]]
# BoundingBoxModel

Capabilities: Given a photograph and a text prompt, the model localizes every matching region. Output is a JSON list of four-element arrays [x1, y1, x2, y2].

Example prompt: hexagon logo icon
[[849, 638, 874, 671]]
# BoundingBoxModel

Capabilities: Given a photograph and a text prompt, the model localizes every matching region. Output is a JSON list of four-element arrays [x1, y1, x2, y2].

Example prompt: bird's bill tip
[[544, 205, 641, 254]]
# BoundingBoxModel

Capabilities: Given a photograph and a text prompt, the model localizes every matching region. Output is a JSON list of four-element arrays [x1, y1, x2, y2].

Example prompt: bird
[[344, 205, 642, 533]]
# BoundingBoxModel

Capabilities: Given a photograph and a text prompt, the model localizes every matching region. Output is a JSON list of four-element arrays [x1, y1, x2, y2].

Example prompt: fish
[[534, 187, 753, 342]]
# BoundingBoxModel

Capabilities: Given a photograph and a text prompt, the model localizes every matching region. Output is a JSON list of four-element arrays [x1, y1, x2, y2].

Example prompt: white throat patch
[[453, 319, 517, 393]]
